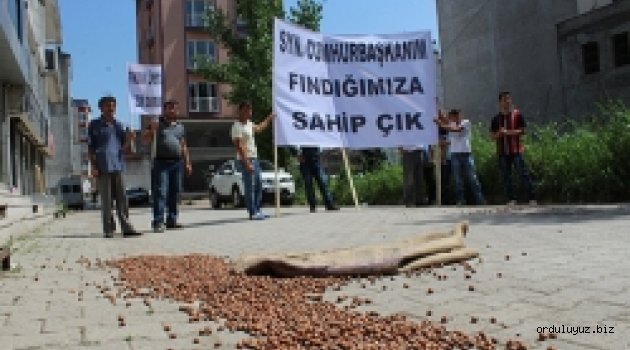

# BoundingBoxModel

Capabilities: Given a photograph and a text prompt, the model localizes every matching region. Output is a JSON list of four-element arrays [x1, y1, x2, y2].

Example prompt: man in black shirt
[[142, 100, 192, 232]]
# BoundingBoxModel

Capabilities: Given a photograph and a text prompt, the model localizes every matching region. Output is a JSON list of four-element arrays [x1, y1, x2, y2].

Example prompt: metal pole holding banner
[[341, 148, 360, 210], [274, 120, 281, 217]]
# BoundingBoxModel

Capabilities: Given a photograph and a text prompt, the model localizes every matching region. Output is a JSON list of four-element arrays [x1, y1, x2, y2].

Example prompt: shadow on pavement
[[399, 204, 630, 227]]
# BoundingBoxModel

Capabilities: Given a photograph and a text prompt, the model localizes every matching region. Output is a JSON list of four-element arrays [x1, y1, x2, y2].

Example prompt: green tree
[[198, 0, 324, 164], [287, 0, 323, 31]]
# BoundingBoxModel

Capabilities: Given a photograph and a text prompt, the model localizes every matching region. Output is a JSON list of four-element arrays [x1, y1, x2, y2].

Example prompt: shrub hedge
[[288, 102, 630, 205]]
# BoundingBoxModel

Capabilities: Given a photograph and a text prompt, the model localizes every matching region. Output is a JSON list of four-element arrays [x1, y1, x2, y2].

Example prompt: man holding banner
[[231, 102, 275, 220]]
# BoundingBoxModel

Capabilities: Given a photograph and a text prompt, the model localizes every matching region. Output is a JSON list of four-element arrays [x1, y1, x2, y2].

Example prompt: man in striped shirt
[[490, 91, 536, 205]]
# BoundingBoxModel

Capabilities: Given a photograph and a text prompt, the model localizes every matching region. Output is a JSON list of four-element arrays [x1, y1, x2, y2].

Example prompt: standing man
[[141, 100, 191, 232], [401, 147, 429, 207], [490, 91, 536, 205], [231, 102, 274, 220], [297, 147, 339, 213], [438, 109, 485, 205], [88, 96, 140, 238]]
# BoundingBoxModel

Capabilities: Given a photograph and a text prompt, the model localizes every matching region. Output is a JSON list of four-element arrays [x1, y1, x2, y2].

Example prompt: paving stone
[[0, 205, 629, 349]]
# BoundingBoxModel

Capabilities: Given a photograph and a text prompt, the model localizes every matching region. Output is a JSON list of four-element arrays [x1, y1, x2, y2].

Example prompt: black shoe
[[123, 226, 142, 237], [104, 232, 114, 238], [166, 222, 183, 230], [309, 205, 316, 213], [325, 205, 340, 211], [110, 218, 116, 233]]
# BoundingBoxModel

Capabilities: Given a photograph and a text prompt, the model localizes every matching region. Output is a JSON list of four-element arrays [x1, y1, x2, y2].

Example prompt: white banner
[[273, 19, 438, 149], [127, 63, 163, 115]]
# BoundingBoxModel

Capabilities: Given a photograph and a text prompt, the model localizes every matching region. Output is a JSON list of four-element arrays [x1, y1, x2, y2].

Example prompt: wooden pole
[[274, 120, 280, 217], [434, 145, 442, 206], [341, 148, 360, 210]]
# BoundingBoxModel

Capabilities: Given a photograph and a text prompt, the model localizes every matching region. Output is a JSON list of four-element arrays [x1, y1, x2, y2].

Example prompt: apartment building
[[46, 52, 78, 193], [136, 0, 239, 192], [1, 0, 64, 196], [437, 0, 630, 121]]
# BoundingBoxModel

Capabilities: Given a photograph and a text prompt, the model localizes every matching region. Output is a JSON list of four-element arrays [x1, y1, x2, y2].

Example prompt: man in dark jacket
[[87, 96, 140, 238], [296, 147, 339, 213]]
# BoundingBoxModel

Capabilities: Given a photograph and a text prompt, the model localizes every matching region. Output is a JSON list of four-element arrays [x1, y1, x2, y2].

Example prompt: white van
[[58, 176, 90, 210]]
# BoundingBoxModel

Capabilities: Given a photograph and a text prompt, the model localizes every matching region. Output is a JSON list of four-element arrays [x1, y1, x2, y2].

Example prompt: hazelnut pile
[[103, 255, 508, 349]]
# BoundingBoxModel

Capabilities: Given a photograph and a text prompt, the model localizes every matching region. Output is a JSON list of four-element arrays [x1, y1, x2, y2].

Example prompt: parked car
[[208, 159, 295, 208], [126, 187, 150, 206]]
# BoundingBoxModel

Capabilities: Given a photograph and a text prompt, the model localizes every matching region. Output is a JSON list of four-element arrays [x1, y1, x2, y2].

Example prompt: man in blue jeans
[[490, 92, 536, 205], [437, 109, 485, 205], [141, 100, 192, 232], [231, 102, 274, 220]]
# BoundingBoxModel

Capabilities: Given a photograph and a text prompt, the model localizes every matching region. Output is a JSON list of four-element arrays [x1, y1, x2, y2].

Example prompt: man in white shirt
[[438, 109, 485, 205], [231, 102, 274, 220]]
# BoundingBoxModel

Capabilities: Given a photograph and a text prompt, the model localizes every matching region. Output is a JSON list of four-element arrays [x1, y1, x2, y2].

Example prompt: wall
[[577, 0, 613, 14], [45, 53, 73, 193], [437, 0, 578, 122], [558, 0, 630, 117]]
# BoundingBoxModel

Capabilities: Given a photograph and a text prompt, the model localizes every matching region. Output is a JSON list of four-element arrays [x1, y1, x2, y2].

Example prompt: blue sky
[[58, 0, 438, 129]]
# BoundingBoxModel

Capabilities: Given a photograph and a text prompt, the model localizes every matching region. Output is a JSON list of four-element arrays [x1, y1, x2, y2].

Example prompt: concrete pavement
[[1, 204, 629, 349]]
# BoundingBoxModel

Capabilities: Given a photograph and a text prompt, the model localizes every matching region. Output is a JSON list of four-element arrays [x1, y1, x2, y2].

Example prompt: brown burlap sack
[[234, 222, 478, 277]]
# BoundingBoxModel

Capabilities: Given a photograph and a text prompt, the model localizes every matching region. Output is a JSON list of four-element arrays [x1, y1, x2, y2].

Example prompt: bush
[[329, 165, 403, 205], [288, 102, 630, 205], [472, 101, 630, 203]]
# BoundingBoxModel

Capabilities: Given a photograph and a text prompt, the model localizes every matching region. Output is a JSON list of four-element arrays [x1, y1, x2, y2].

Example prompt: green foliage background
[[295, 102, 630, 205]]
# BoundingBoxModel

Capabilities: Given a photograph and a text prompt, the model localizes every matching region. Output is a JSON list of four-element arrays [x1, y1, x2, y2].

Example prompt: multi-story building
[[72, 99, 91, 178], [136, 0, 238, 192], [1, 0, 63, 195], [46, 52, 76, 193], [437, 0, 630, 122]]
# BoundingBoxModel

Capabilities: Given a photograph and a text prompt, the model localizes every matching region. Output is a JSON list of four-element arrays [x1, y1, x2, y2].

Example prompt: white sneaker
[[529, 200, 538, 206], [506, 200, 517, 206]]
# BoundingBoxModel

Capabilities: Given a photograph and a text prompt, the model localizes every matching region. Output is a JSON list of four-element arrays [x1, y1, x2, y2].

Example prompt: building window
[[78, 112, 88, 123], [78, 128, 88, 141], [613, 32, 630, 67], [8, 0, 23, 42], [582, 41, 600, 74], [189, 82, 218, 112], [186, 0, 213, 27], [187, 40, 216, 69], [236, 16, 247, 38]]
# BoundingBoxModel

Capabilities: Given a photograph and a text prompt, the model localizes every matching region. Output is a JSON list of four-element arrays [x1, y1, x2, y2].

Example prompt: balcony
[[0, 3, 29, 84], [45, 0, 62, 45], [189, 97, 219, 113]]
